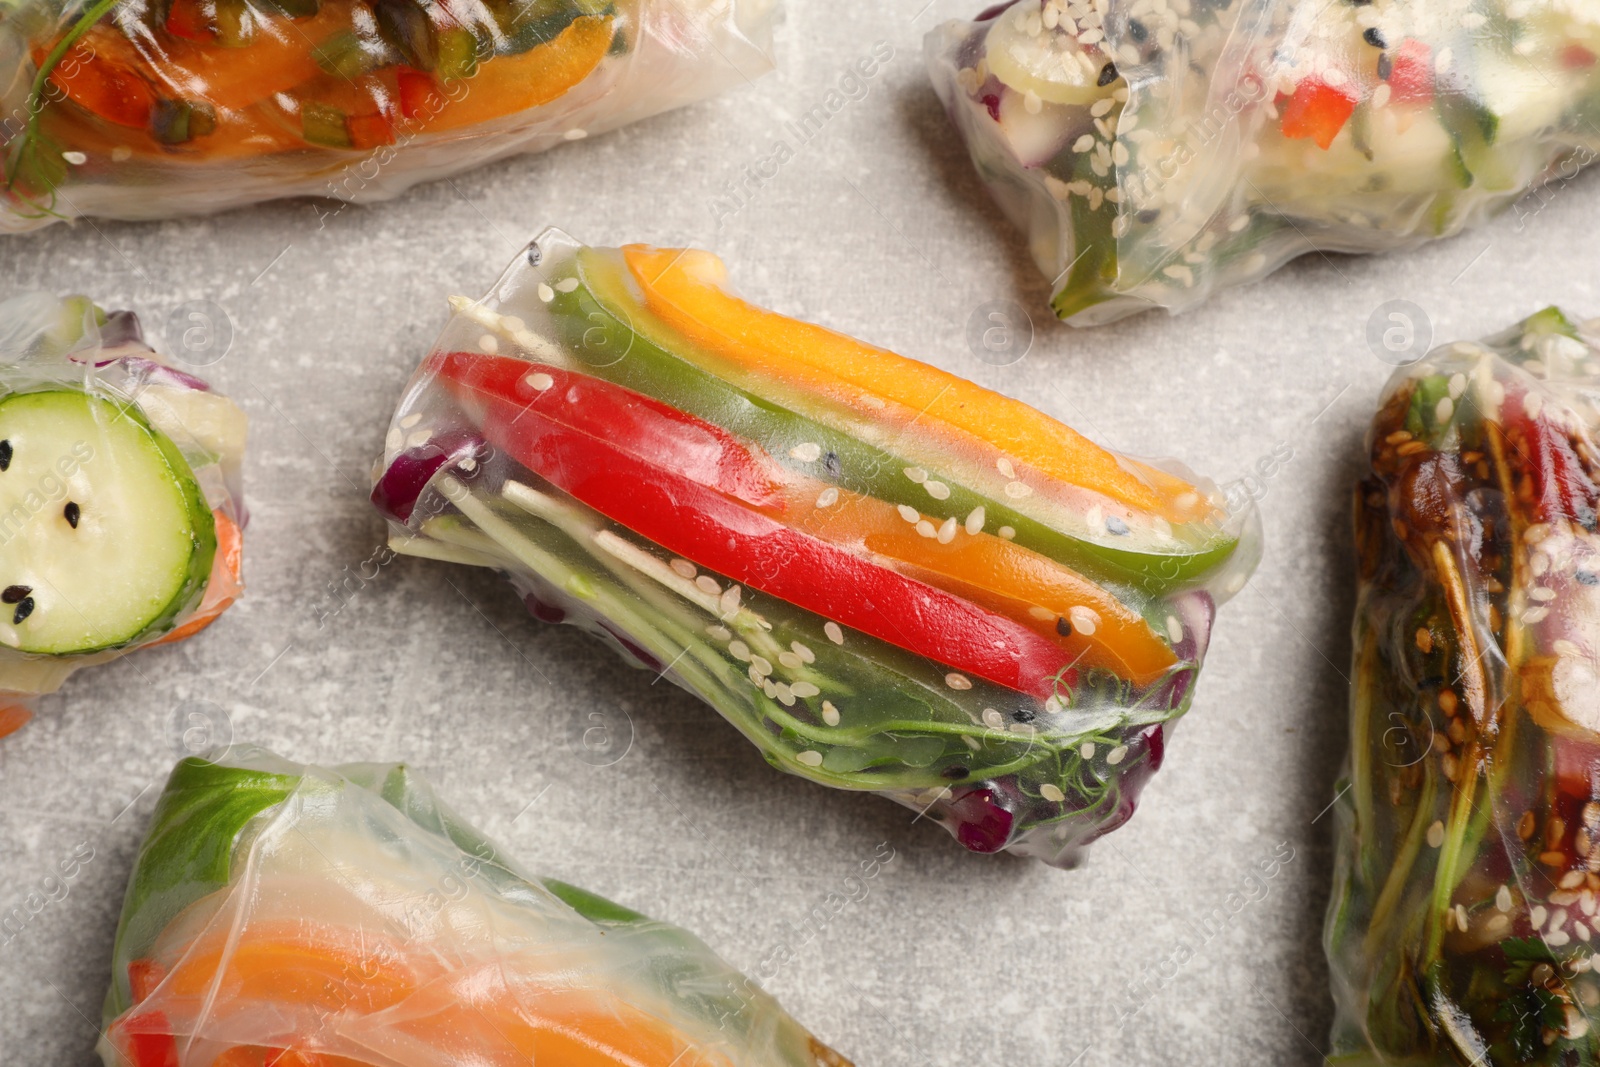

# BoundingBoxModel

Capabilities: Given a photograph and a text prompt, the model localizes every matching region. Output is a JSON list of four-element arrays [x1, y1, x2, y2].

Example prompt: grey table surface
[[1, 1, 1597, 1064]]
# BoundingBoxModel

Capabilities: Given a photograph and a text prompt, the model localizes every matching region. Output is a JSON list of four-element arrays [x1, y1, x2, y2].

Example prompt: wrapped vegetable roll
[[1327, 309, 1600, 1065], [372, 229, 1258, 866], [0, 293, 245, 739], [98, 747, 850, 1067], [926, 0, 1600, 325], [0, 0, 776, 230]]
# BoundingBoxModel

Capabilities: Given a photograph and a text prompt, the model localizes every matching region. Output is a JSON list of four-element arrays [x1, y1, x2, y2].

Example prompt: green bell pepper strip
[[537, 247, 1237, 596]]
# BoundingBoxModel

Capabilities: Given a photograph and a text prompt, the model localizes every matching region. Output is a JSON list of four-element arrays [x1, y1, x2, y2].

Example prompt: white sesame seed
[[1073, 134, 1095, 153], [1106, 745, 1128, 765], [998, 526, 1016, 540], [111, 145, 132, 161], [898, 505, 920, 523], [750, 655, 773, 677], [997, 458, 1016, 478], [1166, 615, 1183, 643], [695, 575, 721, 596], [1041, 784, 1066, 802], [824, 622, 844, 645], [406, 429, 432, 448], [1427, 820, 1445, 848], [400, 413, 422, 429], [62, 150, 87, 165], [762, 679, 778, 699], [1448, 373, 1467, 399], [1580, 923, 1593, 942], [748, 664, 764, 686], [706, 625, 731, 641], [719, 585, 741, 616], [916, 520, 937, 538], [790, 442, 823, 462], [1552, 908, 1571, 932], [1029, 605, 1055, 621], [816, 487, 840, 508], [1090, 98, 1114, 118], [1069, 606, 1100, 636], [1455, 904, 1469, 931], [791, 681, 820, 698], [1524, 606, 1551, 625], [555, 278, 580, 293], [925, 480, 951, 501], [385, 427, 402, 450], [983, 708, 1005, 729], [1531, 587, 1556, 602], [527, 372, 555, 391], [903, 467, 928, 484], [1079, 742, 1096, 759], [1533, 905, 1550, 928], [479, 334, 499, 353], [1497, 885, 1513, 912], [965, 506, 986, 535], [729, 641, 752, 662], [1435, 397, 1453, 423], [937, 517, 958, 544], [1549, 930, 1573, 947], [670, 558, 697, 579], [1112, 142, 1129, 167], [796, 750, 823, 766], [563, 128, 587, 140], [1435, 46, 1453, 74], [537, 284, 555, 303], [822, 701, 841, 726], [1005, 481, 1033, 498], [792, 641, 815, 664], [779, 651, 803, 670], [946, 673, 972, 691]]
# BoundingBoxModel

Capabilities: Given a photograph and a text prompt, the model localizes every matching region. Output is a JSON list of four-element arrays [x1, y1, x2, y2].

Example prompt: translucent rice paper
[[0, 0, 777, 230], [98, 747, 850, 1067], [372, 228, 1258, 867], [1326, 309, 1600, 1065], [0, 294, 245, 739], [926, 0, 1600, 325]]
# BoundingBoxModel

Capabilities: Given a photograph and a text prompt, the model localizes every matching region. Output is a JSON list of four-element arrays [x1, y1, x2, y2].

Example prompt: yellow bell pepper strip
[[435, 350, 1078, 699], [621, 244, 1211, 526]]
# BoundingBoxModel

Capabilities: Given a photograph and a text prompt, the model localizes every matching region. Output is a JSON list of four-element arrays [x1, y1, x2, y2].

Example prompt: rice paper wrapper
[[97, 747, 850, 1067], [0, 0, 777, 230], [1326, 308, 1600, 1065], [0, 294, 245, 739], [926, 0, 1600, 325], [371, 227, 1259, 868]]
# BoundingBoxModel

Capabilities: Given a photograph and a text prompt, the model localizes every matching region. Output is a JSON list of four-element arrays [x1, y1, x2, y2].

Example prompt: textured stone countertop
[[1, 1, 1598, 1063]]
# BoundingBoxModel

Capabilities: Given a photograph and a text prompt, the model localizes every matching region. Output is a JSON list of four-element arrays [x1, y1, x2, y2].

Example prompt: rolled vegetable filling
[[0, 294, 247, 740], [1326, 309, 1600, 1065], [0, 0, 776, 228], [926, 0, 1600, 325], [98, 748, 848, 1067], [374, 228, 1257, 867]]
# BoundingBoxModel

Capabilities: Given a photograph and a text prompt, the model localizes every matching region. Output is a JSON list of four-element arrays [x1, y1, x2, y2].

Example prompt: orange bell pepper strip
[[0, 701, 32, 741], [405, 15, 613, 133], [786, 489, 1177, 686], [151, 509, 241, 648], [37, 35, 156, 129], [621, 245, 1211, 525]]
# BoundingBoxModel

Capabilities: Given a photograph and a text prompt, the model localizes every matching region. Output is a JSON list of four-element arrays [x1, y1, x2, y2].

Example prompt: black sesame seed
[[1, 586, 29, 604], [1013, 708, 1036, 723], [1578, 571, 1599, 586], [1127, 18, 1147, 41], [1106, 515, 1130, 535], [1097, 62, 1118, 87], [1136, 209, 1161, 224], [525, 244, 543, 267], [1057, 616, 1073, 637], [941, 765, 969, 780], [12, 597, 33, 625], [1363, 27, 1385, 48], [1377, 53, 1392, 80], [0, 440, 10, 472], [824, 451, 841, 478], [64, 502, 79, 529]]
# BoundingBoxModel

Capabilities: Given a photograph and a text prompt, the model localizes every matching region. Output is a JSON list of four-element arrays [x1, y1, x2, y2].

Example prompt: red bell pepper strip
[[1498, 383, 1600, 530], [1281, 77, 1357, 150], [433, 352, 1075, 699]]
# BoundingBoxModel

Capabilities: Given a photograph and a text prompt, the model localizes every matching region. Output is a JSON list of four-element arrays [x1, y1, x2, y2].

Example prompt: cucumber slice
[[984, 4, 1113, 105], [0, 390, 216, 655]]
